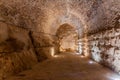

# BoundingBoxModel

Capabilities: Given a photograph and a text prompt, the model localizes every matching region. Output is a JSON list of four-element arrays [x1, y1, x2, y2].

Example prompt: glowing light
[[105, 73, 120, 80], [53, 55, 59, 58], [78, 42, 82, 54], [80, 55, 85, 58], [51, 47, 55, 57], [60, 47, 66, 52], [88, 60, 95, 64], [53, 55, 65, 58], [113, 78, 120, 80], [83, 36, 89, 57], [76, 52, 80, 55], [107, 76, 120, 80]]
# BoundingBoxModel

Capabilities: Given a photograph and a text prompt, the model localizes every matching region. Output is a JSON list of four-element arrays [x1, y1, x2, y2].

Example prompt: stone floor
[[5, 52, 120, 80]]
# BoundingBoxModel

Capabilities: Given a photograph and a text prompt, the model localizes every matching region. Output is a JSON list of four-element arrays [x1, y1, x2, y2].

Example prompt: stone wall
[[0, 22, 38, 79], [30, 32, 59, 59], [0, 21, 60, 79], [60, 34, 77, 52], [87, 27, 120, 74]]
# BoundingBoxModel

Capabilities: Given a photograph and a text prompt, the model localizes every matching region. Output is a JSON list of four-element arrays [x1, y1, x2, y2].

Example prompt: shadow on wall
[[0, 22, 38, 79], [29, 31, 59, 59], [0, 22, 60, 79]]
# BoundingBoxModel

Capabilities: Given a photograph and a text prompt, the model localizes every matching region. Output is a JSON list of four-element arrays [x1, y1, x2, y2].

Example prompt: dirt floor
[[5, 52, 120, 80]]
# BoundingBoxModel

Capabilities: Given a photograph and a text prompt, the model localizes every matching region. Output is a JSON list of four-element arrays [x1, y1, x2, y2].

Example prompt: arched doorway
[[56, 23, 78, 53]]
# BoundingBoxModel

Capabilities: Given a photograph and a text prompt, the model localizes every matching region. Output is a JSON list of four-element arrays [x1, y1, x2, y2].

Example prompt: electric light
[[78, 42, 82, 54], [53, 55, 59, 58], [91, 52, 102, 62], [51, 47, 55, 57], [108, 76, 120, 80], [76, 52, 80, 55], [114, 78, 120, 80], [80, 55, 85, 58], [88, 60, 95, 64], [83, 34, 90, 57], [105, 73, 120, 80], [53, 54, 61, 58]]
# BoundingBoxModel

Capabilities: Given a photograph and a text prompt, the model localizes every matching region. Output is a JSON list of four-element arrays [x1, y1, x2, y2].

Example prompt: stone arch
[[48, 13, 86, 38], [56, 23, 78, 52]]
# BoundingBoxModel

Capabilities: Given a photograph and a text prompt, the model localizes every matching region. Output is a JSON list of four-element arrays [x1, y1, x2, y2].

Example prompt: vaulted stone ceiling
[[0, 0, 120, 78], [0, 0, 120, 37]]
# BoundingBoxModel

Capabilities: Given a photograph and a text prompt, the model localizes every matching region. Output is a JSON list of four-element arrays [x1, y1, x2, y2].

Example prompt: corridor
[[6, 53, 120, 80], [0, 0, 120, 80]]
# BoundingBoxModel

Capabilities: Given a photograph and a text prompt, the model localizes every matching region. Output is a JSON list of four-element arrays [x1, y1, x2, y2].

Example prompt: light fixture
[[51, 47, 55, 57], [88, 60, 94, 64], [105, 73, 120, 80], [80, 55, 85, 58]]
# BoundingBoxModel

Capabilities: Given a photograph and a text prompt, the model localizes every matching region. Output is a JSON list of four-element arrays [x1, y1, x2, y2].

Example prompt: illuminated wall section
[[88, 27, 120, 74]]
